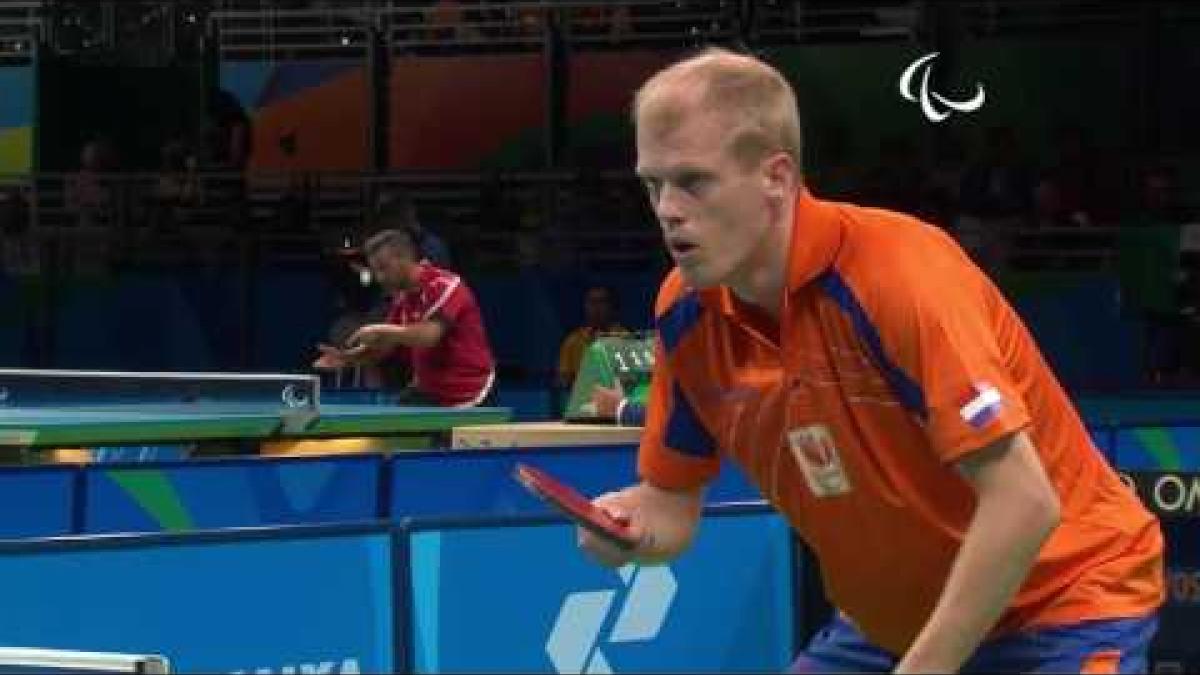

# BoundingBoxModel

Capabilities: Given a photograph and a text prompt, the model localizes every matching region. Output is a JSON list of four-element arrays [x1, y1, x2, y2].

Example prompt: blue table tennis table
[[0, 369, 511, 451], [0, 403, 511, 449]]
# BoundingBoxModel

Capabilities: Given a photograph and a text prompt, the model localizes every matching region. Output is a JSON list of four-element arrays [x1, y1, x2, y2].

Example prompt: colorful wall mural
[[0, 65, 34, 174]]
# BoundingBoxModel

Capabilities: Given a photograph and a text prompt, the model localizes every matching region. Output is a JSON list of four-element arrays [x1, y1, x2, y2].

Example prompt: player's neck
[[400, 264, 422, 289], [728, 202, 794, 319]]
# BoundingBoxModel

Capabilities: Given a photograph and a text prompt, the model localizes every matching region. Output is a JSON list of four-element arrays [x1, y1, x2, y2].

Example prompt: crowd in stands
[[263, 0, 719, 48], [0, 88, 1196, 389], [412, 0, 638, 44], [810, 123, 1186, 266], [808, 122, 1200, 386]]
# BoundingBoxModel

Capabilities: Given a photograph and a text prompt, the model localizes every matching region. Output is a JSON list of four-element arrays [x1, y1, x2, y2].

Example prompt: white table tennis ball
[[359, 267, 372, 286]]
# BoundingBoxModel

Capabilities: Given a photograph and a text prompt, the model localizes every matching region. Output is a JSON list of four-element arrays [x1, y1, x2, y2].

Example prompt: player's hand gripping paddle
[[513, 463, 639, 551]]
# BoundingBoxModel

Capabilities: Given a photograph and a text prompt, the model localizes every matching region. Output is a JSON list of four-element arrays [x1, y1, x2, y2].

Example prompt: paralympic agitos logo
[[898, 52, 986, 123]]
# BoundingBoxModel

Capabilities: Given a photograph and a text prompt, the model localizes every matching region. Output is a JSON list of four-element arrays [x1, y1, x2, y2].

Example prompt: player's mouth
[[668, 239, 699, 260]]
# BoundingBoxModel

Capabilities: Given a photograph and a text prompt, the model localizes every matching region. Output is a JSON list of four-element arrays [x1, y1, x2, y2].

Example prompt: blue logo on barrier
[[405, 508, 794, 673], [546, 565, 678, 673]]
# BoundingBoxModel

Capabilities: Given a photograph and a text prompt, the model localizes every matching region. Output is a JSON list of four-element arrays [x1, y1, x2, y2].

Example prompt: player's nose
[[658, 214, 684, 233], [653, 184, 687, 223]]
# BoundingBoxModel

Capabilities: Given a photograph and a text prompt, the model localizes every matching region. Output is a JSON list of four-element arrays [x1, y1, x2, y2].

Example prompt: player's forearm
[[629, 482, 704, 565], [376, 322, 442, 349], [895, 486, 1059, 673]]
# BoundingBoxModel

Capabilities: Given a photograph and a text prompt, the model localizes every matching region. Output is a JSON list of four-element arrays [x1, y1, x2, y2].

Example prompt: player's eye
[[676, 172, 710, 195]]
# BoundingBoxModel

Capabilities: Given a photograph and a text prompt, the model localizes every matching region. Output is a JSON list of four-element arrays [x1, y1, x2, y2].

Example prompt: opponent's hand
[[578, 489, 650, 568], [345, 324, 399, 359], [313, 343, 351, 370]]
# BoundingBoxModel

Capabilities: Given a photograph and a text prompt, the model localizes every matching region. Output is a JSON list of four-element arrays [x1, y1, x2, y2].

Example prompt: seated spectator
[[921, 132, 968, 228], [423, 0, 483, 43], [959, 126, 1034, 219], [957, 125, 1035, 272], [0, 185, 29, 237], [155, 139, 200, 199], [558, 285, 630, 390], [1034, 123, 1121, 229], [1118, 165, 1192, 383], [565, 4, 634, 44], [65, 138, 119, 228], [1179, 250, 1200, 383], [313, 227, 495, 407], [512, 4, 544, 37], [857, 135, 927, 215], [1131, 164, 1189, 224], [608, 4, 632, 43], [204, 88, 252, 172], [197, 89, 253, 226], [0, 186, 35, 276], [150, 138, 201, 231]]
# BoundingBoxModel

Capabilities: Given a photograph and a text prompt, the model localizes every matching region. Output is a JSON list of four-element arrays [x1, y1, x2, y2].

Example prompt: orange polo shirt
[[638, 188, 1164, 655]]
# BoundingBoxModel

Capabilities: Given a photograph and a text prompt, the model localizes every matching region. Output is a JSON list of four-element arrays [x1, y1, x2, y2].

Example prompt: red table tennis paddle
[[513, 463, 639, 551]]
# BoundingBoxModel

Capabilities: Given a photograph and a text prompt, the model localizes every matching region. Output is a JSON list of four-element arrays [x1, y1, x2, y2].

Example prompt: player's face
[[584, 288, 614, 327], [367, 245, 415, 292], [635, 108, 778, 290]]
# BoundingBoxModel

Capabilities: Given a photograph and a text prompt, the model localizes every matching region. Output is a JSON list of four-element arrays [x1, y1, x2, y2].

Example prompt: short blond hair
[[633, 47, 803, 171]]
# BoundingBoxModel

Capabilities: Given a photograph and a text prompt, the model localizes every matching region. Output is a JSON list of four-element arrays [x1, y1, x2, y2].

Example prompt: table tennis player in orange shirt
[[575, 48, 1164, 673]]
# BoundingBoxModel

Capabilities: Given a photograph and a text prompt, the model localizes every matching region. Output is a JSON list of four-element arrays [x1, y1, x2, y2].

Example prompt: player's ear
[[762, 151, 796, 197], [761, 151, 797, 210]]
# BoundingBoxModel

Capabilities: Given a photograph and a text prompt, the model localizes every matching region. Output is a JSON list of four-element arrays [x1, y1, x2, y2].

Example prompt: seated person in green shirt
[[1118, 166, 1190, 382], [557, 285, 630, 389]]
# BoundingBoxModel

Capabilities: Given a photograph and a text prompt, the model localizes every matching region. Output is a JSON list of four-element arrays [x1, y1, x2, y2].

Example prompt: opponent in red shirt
[[316, 227, 495, 407]]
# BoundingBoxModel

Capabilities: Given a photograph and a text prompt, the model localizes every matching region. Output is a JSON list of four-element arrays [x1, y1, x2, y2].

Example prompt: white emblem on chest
[[787, 424, 852, 497]]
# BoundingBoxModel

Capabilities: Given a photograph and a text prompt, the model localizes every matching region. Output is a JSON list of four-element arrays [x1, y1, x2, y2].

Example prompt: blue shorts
[[790, 612, 1158, 674]]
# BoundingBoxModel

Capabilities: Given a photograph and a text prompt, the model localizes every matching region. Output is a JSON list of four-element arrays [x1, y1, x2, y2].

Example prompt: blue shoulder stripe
[[665, 383, 718, 457], [656, 291, 704, 355], [817, 271, 929, 419]]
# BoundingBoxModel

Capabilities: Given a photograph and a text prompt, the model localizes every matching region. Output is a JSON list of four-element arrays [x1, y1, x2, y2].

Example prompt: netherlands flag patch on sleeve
[[959, 383, 1003, 428]]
